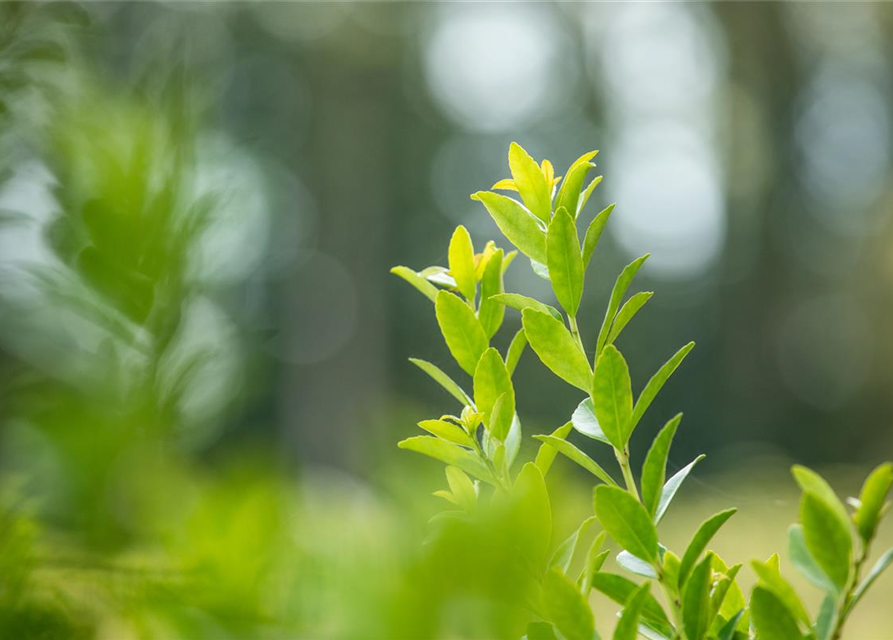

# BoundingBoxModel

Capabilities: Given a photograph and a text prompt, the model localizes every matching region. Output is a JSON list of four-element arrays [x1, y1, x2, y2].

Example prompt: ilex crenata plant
[[392, 143, 893, 640]]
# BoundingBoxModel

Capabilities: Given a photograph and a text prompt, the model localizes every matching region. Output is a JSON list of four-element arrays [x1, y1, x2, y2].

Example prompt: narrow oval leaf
[[678, 509, 737, 588], [682, 554, 713, 640], [814, 595, 838, 640], [418, 419, 472, 445], [533, 435, 618, 486], [751, 560, 811, 626], [391, 266, 439, 302], [505, 327, 528, 377], [445, 466, 477, 512], [578, 175, 603, 214], [435, 290, 489, 376], [503, 412, 522, 471], [555, 150, 597, 217], [788, 524, 838, 594], [717, 611, 745, 640], [522, 308, 592, 392], [448, 225, 476, 301], [616, 551, 657, 578], [641, 414, 683, 517], [582, 203, 614, 268], [571, 397, 611, 444], [792, 465, 851, 528], [591, 345, 633, 449], [595, 254, 649, 359], [854, 462, 893, 542], [490, 292, 563, 322], [478, 248, 505, 338], [614, 584, 650, 640], [580, 531, 608, 596], [472, 191, 547, 264], [590, 573, 673, 638], [594, 485, 658, 561], [543, 567, 595, 640], [409, 358, 473, 406], [849, 547, 893, 611], [534, 422, 574, 477], [550, 516, 597, 574], [750, 586, 803, 640], [546, 206, 584, 316], [473, 348, 514, 431], [509, 142, 552, 223], [398, 436, 494, 485], [655, 454, 706, 524], [801, 492, 852, 590], [629, 342, 695, 435], [507, 463, 552, 570], [607, 291, 653, 345]]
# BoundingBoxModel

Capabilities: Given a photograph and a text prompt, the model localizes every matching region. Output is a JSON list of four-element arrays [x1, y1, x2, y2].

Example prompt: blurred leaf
[[522, 308, 592, 392], [534, 422, 573, 477], [556, 150, 598, 218], [571, 397, 611, 445], [472, 191, 547, 264], [591, 345, 633, 449], [849, 547, 893, 612], [594, 485, 658, 561], [546, 206, 584, 317], [525, 622, 559, 640], [590, 573, 673, 637], [509, 142, 552, 223], [445, 466, 477, 512], [750, 586, 803, 640], [491, 292, 562, 322], [550, 516, 597, 574], [581, 203, 614, 269], [641, 414, 682, 518], [607, 291, 653, 345], [478, 248, 505, 338], [814, 595, 838, 640], [629, 342, 695, 435], [506, 463, 552, 570], [614, 584, 650, 640], [418, 419, 472, 446], [788, 524, 838, 594], [448, 225, 476, 301], [751, 560, 810, 626], [398, 436, 494, 485], [682, 554, 713, 640], [435, 290, 488, 376], [853, 462, 893, 542], [801, 492, 852, 590], [492, 178, 518, 192], [792, 465, 850, 527], [655, 455, 706, 524], [543, 567, 595, 640], [717, 611, 745, 640], [409, 358, 473, 406], [533, 435, 617, 487], [677, 509, 736, 588], [595, 254, 649, 359]]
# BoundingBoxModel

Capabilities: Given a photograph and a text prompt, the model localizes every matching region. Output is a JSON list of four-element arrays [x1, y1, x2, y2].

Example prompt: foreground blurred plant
[[393, 143, 893, 640]]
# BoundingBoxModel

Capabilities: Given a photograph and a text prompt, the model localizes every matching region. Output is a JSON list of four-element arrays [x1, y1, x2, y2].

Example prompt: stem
[[832, 540, 870, 639], [615, 447, 640, 500], [568, 314, 586, 354]]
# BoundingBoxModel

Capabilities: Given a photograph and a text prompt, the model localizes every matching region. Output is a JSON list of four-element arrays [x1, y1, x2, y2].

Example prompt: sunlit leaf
[[801, 492, 852, 590], [478, 248, 505, 338], [614, 584, 650, 640], [435, 290, 488, 376], [594, 485, 658, 561], [448, 224, 476, 301], [591, 345, 633, 449], [853, 462, 893, 542], [682, 554, 714, 640], [582, 203, 614, 269], [750, 586, 803, 640], [546, 206, 584, 317], [556, 150, 598, 218], [492, 178, 518, 192], [655, 454, 706, 524], [505, 463, 552, 570], [509, 142, 552, 223], [641, 414, 682, 518], [788, 524, 838, 594], [506, 327, 528, 377], [390, 266, 439, 302], [490, 292, 562, 322], [472, 191, 547, 263], [849, 547, 893, 612], [629, 342, 695, 435], [534, 435, 618, 486], [571, 397, 611, 445], [417, 419, 472, 446], [534, 422, 573, 477], [550, 516, 597, 574], [409, 358, 473, 406], [607, 291, 653, 345], [751, 560, 810, 626], [578, 175, 603, 214], [473, 348, 514, 438], [445, 466, 477, 512], [595, 254, 649, 359], [678, 509, 736, 588], [398, 436, 494, 484], [590, 573, 673, 638], [522, 308, 592, 392], [616, 550, 656, 578], [543, 567, 595, 640]]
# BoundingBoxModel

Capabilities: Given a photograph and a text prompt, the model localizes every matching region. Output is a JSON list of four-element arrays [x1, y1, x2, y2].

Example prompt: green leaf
[[546, 206, 584, 317], [792, 465, 851, 528], [629, 342, 695, 435], [409, 358, 473, 406], [788, 524, 838, 594], [391, 266, 439, 302], [641, 414, 683, 517], [556, 150, 598, 218], [543, 567, 595, 640], [490, 292, 563, 322], [503, 413, 522, 471], [418, 419, 472, 446], [506, 328, 528, 376], [607, 291, 653, 345], [750, 560, 810, 627], [590, 573, 673, 638], [550, 516, 597, 573], [534, 435, 618, 487], [472, 191, 547, 264], [473, 348, 514, 438], [435, 290, 489, 376], [594, 485, 658, 561], [682, 554, 714, 640], [478, 248, 505, 338], [678, 509, 737, 588], [534, 422, 574, 477], [616, 551, 656, 578], [849, 547, 893, 611], [595, 255, 649, 359], [582, 203, 614, 269], [814, 595, 837, 640], [614, 584, 650, 640], [509, 142, 552, 223], [398, 436, 494, 485], [530, 257, 551, 281], [579, 175, 603, 214], [445, 466, 477, 512], [571, 397, 611, 445], [525, 622, 559, 640], [580, 531, 608, 596], [448, 225, 476, 301], [853, 462, 893, 542], [750, 586, 803, 640], [716, 611, 745, 640], [522, 308, 592, 392], [503, 463, 552, 570], [591, 345, 633, 449], [801, 492, 852, 590], [655, 455, 705, 524]]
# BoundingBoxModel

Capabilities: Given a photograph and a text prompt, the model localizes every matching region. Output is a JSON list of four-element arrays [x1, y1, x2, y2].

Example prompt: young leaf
[[655, 454, 706, 524], [546, 206, 584, 317], [682, 554, 714, 640], [478, 248, 505, 338], [542, 567, 595, 640], [591, 345, 633, 449], [398, 436, 495, 485], [629, 342, 695, 434], [503, 413, 522, 471], [749, 586, 803, 640], [607, 291, 653, 345], [792, 465, 851, 528], [445, 466, 477, 512], [613, 584, 650, 640], [853, 462, 893, 542], [391, 266, 439, 302], [472, 191, 547, 264], [435, 290, 489, 376], [788, 524, 838, 594], [473, 348, 514, 435], [534, 435, 618, 486], [751, 560, 811, 626], [490, 292, 563, 322], [522, 308, 592, 392], [509, 142, 552, 223], [595, 254, 649, 359], [578, 175, 603, 214], [534, 422, 574, 477], [814, 595, 838, 640], [616, 550, 657, 578], [581, 203, 614, 269], [594, 485, 658, 562], [409, 358, 473, 406], [418, 419, 472, 446], [590, 573, 674, 638], [505, 327, 528, 376], [641, 414, 683, 517], [555, 150, 598, 217], [801, 492, 853, 590], [677, 509, 737, 588], [849, 547, 893, 611], [550, 516, 597, 574], [571, 397, 611, 445], [448, 225, 476, 301]]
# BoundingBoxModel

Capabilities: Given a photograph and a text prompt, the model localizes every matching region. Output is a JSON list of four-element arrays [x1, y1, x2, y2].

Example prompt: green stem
[[832, 540, 871, 639], [568, 314, 586, 355], [615, 447, 640, 500]]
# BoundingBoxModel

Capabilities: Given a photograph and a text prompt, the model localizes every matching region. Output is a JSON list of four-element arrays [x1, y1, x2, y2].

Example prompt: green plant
[[392, 143, 893, 640]]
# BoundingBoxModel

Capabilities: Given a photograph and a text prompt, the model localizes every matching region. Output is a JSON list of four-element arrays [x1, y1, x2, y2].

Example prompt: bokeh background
[[0, 2, 892, 638]]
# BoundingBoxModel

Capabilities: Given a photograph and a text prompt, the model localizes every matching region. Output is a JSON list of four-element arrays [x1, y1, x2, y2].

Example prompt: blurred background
[[0, 2, 891, 638]]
